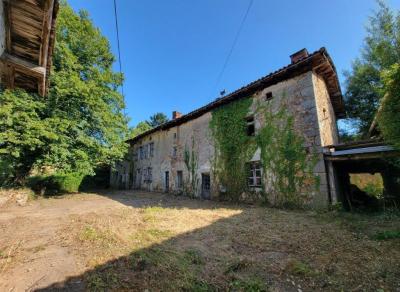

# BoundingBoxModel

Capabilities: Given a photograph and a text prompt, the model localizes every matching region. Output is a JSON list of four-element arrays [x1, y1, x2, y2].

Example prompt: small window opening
[[246, 116, 255, 136], [265, 92, 273, 101], [173, 146, 177, 158]]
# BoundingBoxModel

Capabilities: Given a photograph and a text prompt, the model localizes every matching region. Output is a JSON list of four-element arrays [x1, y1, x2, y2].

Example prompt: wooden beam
[[1, 52, 46, 78], [3, 0, 12, 53], [39, 0, 54, 68]]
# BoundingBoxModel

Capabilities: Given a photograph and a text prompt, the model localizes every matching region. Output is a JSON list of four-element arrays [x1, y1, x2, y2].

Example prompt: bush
[[26, 172, 84, 195]]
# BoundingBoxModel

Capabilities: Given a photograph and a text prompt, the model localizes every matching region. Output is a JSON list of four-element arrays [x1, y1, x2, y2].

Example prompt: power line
[[113, 0, 125, 99], [211, 0, 254, 98]]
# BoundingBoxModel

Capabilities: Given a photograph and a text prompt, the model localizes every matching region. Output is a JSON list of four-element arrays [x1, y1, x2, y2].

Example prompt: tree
[[377, 64, 400, 149], [0, 2, 128, 184], [344, 1, 400, 135], [129, 121, 152, 138], [147, 113, 169, 127]]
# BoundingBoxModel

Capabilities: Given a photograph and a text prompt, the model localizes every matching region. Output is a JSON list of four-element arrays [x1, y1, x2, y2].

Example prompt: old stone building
[[111, 48, 346, 207], [0, 0, 59, 95]]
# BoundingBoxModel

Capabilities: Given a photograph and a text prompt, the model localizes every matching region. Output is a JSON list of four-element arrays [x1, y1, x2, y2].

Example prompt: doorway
[[165, 171, 169, 193], [201, 173, 210, 199]]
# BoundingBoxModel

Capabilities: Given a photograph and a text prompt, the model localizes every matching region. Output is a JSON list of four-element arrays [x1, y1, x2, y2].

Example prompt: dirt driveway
[[0, 190, 399, 291]]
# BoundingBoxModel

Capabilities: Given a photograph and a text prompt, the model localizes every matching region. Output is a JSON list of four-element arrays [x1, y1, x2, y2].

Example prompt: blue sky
[[68, 0, 400, 127]]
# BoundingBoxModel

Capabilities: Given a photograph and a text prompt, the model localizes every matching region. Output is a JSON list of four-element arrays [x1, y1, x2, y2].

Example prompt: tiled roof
[[128, 47, 344, 144]]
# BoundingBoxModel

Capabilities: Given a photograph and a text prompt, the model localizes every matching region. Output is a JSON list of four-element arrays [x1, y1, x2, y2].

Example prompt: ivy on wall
[[256, 101, 319, 207], [184, 136, 199, 198], [210, 96, 319, 206], [209, 98, 257, 201]]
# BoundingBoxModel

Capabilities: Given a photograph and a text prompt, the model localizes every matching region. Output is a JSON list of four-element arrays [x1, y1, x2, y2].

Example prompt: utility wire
[[113, 0, 125, 99], [211, 0, 254, 98]]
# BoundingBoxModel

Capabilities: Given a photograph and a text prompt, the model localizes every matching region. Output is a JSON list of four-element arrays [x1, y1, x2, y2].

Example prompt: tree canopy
[[344, 0, 400, 135], [129, 121, 152, 139], [0, 2, 128, 184], [147, 112, 169, 127]]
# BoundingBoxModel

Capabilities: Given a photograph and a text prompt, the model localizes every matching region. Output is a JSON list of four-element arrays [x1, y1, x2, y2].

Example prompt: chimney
[[290, 48, 309, 64], [172, 111, 182, 120]]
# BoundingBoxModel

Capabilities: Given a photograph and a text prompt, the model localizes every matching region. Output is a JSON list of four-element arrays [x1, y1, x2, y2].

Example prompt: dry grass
[[1, 191, 399, 291]]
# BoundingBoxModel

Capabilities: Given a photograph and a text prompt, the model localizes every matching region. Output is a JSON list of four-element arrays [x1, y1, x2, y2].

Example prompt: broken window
[[246, 116, 255, 136], [248, 162, 262, 187], [177, 171, 183, 188]]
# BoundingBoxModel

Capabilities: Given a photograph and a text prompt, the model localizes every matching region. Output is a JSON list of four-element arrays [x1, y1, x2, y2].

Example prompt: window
[[133, 149, 138, 161], [149, 143, 154, 157], [177, 171, 183, 188], [139, 146, 144, 160], [143, 168, 148, 180], [173, 133, 177, 139], [147, 167, 152, 182], [143, 144, 148, 159], [173, 146, 177, 158], [248, 162, 262, 187], [246, 116, 255, 136], [265, 91, 273, 101]]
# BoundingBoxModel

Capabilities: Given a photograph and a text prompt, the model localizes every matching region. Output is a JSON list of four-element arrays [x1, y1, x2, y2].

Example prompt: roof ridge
[[128, 47, 339, 143]]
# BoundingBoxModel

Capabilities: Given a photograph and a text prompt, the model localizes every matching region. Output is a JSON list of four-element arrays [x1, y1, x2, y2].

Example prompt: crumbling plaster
[[112, 71, 337, 207]]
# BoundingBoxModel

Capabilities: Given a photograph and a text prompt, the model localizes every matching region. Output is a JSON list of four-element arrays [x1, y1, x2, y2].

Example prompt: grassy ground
[[0, 190, 399, 291]]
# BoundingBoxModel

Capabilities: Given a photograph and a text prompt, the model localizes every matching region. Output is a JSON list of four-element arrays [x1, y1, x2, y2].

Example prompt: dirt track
[[0, 191, 399, 291]]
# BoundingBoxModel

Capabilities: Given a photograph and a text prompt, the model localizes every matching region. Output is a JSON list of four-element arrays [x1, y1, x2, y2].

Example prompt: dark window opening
[[177, 171, 183, 188], [265, 92, 273, 101], [246, 116, 255, 136]]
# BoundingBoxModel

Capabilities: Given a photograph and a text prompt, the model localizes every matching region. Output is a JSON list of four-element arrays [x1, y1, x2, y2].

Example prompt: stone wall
[[312, 73, 339, 146], [112, 71, 339, 207]]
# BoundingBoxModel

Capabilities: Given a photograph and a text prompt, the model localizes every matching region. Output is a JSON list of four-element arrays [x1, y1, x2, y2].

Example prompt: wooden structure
[[0, 0, 59, 96]]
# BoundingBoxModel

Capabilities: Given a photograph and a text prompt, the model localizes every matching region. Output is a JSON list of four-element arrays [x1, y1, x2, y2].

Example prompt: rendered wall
[[112, 71, 338, 207], [312, 73, 339, 147]]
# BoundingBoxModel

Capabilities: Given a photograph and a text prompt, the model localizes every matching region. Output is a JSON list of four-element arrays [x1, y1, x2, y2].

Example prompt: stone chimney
[[172, 111, 182, 120], [290, 48, 309, 64]]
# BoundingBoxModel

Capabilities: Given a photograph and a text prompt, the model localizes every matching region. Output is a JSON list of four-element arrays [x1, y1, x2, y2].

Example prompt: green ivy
[[184, 136, 199, 198], [256, 101, 319, 207], [210, 97, 256, 200], [210, 96, 319, 207]]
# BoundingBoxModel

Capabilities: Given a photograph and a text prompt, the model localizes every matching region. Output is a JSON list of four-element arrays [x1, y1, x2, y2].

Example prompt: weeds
[[373, 230, 400, 240]]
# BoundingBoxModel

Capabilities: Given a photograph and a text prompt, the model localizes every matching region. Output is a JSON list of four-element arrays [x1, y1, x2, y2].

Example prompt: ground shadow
[[34, 191, 400, 291]]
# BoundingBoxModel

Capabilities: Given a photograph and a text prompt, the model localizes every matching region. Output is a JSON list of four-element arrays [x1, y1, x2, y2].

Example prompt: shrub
[[26, 172, 84, 195]]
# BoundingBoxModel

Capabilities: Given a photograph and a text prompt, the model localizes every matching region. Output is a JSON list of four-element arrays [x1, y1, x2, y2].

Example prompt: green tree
[[0, 2, 128, 184], [344, 0, 400, 135], [147, 112, 169, 127], [129, 121, 152, 138], [377, 64, 400, 149]]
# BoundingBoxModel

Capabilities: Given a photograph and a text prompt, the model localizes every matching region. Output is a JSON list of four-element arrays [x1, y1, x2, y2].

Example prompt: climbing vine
[[210, 98, 257, 200], [256, 100, 319, 208], [184, 136, 199, 198], [210, 96, 319, 207]]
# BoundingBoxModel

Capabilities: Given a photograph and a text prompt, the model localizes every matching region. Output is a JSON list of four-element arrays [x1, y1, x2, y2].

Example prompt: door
[[201, 173, 211, 199], [135, 169, 141, 189], [165, 171, 169, 193]]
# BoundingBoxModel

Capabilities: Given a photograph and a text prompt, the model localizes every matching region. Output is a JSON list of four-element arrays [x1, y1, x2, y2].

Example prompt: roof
[[0, 0, 59, 96], [128, 47, 345, 144]]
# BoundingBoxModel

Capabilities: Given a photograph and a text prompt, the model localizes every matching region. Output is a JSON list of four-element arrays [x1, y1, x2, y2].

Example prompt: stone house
[[111, 48, 345, 208]]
